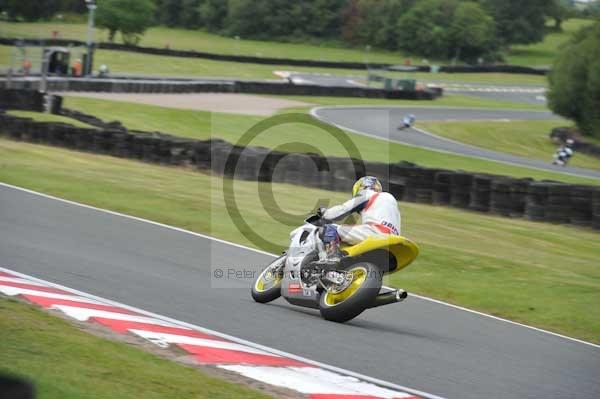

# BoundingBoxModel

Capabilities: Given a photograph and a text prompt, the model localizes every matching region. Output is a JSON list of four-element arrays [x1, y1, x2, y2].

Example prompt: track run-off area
[[311, 106, 600, 181], [1, 182, 599, 399]]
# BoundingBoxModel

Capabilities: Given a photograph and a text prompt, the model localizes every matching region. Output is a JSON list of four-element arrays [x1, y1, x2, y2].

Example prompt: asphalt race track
[[2, 184, 599, 399], [286, 72, 547, 104], [312, 106, 600, 180]]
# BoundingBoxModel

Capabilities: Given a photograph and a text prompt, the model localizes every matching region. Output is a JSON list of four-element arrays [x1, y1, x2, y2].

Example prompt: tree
[[396, 0, 457, 58], [341, 0, 413, 48], [304, 0, 346, 38], [340, 0, 362, 44], [180, 0, 201, 28], [546, 0, 571, 30], [479, 0, 548, 45], [224, 0, 346, 40], [197, 0, 227, 31], [225, 0, 271, 38], [548, 21, 600, 137], [395, 0, 496, 61], [96, 0, 155, 44], [57, 0, 87, 14], [2, 0, 59, 21], [448, 2, 496, 62], [155, 0, 182, 27], [373, 0, 415, 49]]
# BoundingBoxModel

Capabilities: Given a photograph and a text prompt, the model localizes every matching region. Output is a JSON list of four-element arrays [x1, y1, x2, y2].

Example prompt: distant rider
[[400, 114, 416, 130], [316, 176, 401, 265], [553, 139, 574, 166]]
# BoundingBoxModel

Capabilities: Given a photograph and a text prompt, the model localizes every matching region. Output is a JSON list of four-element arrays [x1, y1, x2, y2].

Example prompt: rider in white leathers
[[317, 176, 401, 264]]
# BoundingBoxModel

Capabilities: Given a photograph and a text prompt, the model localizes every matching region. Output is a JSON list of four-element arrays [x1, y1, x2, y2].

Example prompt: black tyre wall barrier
[[0, 88, 46, 111], [0, 111, 598, 229], [0, 78, 440, 99]]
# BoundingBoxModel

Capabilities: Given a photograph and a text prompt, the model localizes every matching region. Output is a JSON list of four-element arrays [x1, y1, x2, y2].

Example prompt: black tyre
[[251, 256, 285, 303], [319, 262, 382, 323]]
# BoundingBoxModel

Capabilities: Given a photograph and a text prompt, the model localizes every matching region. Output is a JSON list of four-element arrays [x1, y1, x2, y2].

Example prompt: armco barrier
[[0, 78, 439, 99], [0, 37, 548, 75], [0, 111, 598, 229]]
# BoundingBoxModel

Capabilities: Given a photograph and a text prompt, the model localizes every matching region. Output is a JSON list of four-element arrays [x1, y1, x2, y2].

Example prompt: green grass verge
[[419, 120, 600, 171], [0, 138, 598, 343], [7, 110, 94, 128], [0, 297, 272, 399], [1, 19, 593, 85], [0, 21, 412, 63], [1, 19, 591, 68], [59, 96, 598, 185], [0, 43, 547, 86], [0, 44, 362, 80], [507, 19, 596, 67]]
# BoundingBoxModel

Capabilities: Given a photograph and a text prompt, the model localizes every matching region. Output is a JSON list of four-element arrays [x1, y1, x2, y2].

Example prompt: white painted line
[[0, 182, 275, 257], [409, 293, 600, 349], [290, 77, 315, 85], [0, 276, 48, 286], [0, 265, 443, 399], [0, 286, 104, 304], [1, 182, 599, 351], [434, 83, 545, 94], [129, 330, 277, 356], [272, 70, 291, 79], [51, 305, 179, 327], [220, 365, 416, 398], [347, 79, 367, 87]]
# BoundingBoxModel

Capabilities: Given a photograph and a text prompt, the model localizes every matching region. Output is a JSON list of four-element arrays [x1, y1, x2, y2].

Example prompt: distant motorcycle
[[251, 213, 419, 322], [398, 114, 416, 130], [552, 139, 574, 167]]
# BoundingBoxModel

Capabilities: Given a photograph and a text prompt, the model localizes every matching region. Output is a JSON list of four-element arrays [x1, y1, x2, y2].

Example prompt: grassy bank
[[8, 110, 94, 128], [2, 19, 592, 68], [0, 297, 272, 399], [0, 44, 547, 86], [56, 96, 598, 185], [0, 138, 598, 343], [0, 22, 411, 64], [507, 19, 596, 66], [419, 120, 600, 171]]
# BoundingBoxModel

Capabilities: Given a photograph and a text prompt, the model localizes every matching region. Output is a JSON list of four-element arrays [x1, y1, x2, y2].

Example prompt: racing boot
[[315, 240, 343, 269]]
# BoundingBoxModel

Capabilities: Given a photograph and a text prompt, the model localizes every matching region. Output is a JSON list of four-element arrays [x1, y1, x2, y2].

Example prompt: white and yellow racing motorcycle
[[251, 214, 419, 322]]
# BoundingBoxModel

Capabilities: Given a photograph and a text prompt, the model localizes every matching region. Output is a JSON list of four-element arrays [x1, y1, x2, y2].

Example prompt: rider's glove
[[316, 207, 327, 218]]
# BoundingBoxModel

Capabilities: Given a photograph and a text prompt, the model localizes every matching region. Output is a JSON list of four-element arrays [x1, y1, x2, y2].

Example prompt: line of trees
[[548, 20, 600, 138], [0, 0, 594, 62]]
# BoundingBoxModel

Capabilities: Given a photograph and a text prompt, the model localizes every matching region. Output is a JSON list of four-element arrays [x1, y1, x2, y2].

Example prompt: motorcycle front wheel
[[251, 255, 285, 303], [319, 262, 382, 323]]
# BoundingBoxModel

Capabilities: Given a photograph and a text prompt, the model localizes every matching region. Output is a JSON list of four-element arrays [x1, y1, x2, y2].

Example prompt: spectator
[[98, 64, 110, 77], [22, 59, 32, 76], [71, 59, 82, 77]]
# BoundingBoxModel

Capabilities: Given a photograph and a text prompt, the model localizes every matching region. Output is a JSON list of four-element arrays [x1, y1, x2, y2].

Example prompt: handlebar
[[305, 213, 324, 226]]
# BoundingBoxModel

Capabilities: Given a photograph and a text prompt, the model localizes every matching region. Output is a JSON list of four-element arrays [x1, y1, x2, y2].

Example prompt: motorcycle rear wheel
[[319, 262, 382, 323], [251, 256, 285, 303]]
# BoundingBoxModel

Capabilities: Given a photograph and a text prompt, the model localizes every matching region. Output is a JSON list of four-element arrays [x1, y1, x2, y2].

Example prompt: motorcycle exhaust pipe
[[369, 289, 407, 308]]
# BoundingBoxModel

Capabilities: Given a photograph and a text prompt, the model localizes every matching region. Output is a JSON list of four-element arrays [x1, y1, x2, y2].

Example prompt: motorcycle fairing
[[340, 235, 419, 274]]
